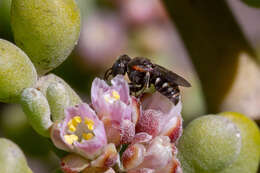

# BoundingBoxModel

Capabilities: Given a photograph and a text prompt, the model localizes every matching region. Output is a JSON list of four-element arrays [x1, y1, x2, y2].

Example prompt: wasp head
[[104, 55, 131, 80]]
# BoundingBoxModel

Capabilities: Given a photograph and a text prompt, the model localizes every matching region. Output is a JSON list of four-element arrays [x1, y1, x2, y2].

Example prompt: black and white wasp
[[104, 55, 191, 105]]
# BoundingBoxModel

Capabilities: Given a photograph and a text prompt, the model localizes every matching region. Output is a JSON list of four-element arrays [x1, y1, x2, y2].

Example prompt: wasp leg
[[168, 87, 180, 105], [144, 72, 150, 88], [138, 72, 151, 95], [129, 83, 144, 97]]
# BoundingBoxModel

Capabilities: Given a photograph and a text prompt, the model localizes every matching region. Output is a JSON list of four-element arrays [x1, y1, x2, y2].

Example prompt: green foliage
[[0, 0, 12, 39], [0, 104, 52, 156], [20, 88, 53, 137], [46, 82, 70, 122], [36, 73, 82, 106], [220, 112, 260, 173], [19, 73, 82, 137], [0, 39, 37, 103], [242, 0, 260, 7], [11, 0, 81, 74], [178, 115, 242, 173], [0, 138, 32, 173]]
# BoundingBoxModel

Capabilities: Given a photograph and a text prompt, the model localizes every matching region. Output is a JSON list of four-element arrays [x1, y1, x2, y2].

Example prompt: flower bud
[[122, 136, 180, 173], [138, 92, 183, 143], [61, 154, 89, 173]]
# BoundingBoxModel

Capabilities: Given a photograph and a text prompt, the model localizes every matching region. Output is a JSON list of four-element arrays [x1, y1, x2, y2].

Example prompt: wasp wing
[[154, 65, 191, 87]]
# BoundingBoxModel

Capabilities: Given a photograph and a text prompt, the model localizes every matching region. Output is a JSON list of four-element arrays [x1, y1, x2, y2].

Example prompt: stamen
[[85, 118, 95, 131], [112, 90, 120, 100], [83, 133, 94, 140], [104, 95, 112, 103], [88, 124, 94, 131], [69, 124, 76, 132], [104, 90, 120, 103], [73, 116, 82, 124], [64, 134, 79, 145], [67, 116, 82, 132]]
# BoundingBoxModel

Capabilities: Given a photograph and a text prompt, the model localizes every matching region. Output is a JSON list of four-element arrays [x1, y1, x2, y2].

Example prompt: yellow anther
[[104, 94, 112, 103], [112, 90, 120, 100], [88, 124, 94, 131], [83, 133, 94, 140], [64, 134, 78, 145], [104, 90, 120, 103], [68, 116, 82, 131], [85, 118, 94, 125], [85, 118, 94, 131], [69, 124, 76, 132], [73, 116, 82, 123]]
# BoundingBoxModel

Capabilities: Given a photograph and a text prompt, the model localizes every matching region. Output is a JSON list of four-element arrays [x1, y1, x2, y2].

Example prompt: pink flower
[[91, 75, 138, 145], [60, 143, 119, 173], [61, 154, 89, 173], [119, 0, 167, 26], [50, 103, 107, 160], [50, 75, 183, 173], [122, 135, 181, 173], [136, 92, 183, 143]]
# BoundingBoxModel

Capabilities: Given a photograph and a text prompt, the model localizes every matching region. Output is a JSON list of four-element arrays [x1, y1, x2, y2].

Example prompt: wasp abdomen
[[153, 77, 180, 105]]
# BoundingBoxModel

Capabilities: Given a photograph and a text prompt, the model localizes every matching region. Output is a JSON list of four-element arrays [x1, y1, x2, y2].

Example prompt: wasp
[[104, 55, 191, 105]]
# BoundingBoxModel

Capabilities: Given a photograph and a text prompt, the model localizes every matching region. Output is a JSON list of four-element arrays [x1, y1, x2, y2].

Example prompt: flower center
[[64, 116, 95, 145], [104, 90, 120, 103]]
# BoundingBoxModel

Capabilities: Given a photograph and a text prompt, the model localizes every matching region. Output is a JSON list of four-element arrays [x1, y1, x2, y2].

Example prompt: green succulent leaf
[[178, 115, 242, 173], [36, 73, 82, 106], [0, 39, 37, 103], [0, 138, 32, 173], [11, 0, 81, 74], [20, 88, 53, 137], [219, 112, 260, 173], [46, 82, 70, 122]]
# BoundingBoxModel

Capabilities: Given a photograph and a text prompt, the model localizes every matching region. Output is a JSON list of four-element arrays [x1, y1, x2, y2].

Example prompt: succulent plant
[[0, 39, 37, 103], [0, 0, 259, 172], [0, 138, 32, 173], [178, 113, 260, 173], [11, 0, 81, 74]]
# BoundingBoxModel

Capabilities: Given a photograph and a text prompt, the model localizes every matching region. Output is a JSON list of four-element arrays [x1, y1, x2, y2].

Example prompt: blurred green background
[[0, 0, 260, 172]]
